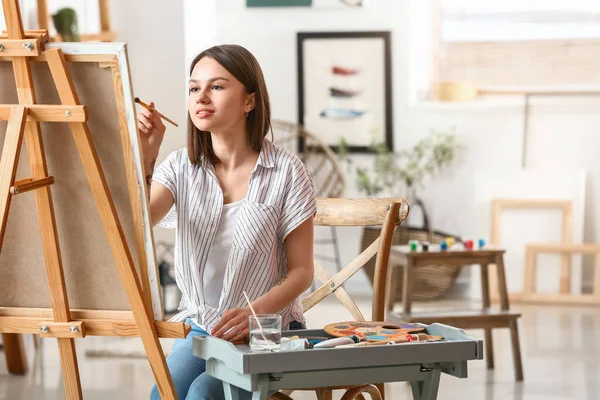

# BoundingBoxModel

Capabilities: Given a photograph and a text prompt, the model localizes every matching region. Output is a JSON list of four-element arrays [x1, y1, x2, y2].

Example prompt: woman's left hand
[[211, 307, 252, 342]]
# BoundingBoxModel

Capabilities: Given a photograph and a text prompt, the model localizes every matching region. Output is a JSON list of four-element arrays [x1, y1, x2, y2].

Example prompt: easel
[[0, 1, 185, 398]]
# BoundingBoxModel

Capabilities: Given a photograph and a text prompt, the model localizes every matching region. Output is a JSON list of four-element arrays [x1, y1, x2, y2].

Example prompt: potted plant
[[338, 128, 460, 201], [338, 128, 465, 301]]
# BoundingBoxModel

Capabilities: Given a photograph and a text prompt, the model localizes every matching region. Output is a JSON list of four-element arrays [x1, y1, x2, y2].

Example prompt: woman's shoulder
[[160, 148, 194, 168], [265, 140, 307, 173]]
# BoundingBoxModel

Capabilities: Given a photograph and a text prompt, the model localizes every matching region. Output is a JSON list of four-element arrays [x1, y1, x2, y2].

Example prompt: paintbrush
[[242, 290, 273, 352], [134, 97, 179, 127]]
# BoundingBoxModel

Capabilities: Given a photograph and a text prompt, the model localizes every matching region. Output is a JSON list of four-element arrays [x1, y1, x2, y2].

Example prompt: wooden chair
[[273, 197, 410, 400], [272, 119, 346, 278]]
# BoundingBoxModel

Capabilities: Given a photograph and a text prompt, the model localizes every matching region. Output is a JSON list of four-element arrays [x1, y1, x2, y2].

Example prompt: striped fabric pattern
[[153, 139, 316, 332]]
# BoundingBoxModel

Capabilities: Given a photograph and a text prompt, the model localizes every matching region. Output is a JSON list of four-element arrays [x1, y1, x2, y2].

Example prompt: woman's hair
[[187, 44, 271, 165]]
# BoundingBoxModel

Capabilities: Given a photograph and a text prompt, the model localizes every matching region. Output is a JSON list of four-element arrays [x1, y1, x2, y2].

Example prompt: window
[[437, 0, 600, 87]]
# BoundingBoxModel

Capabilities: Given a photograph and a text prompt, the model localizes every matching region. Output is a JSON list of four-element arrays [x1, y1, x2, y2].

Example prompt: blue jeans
[[150, 320, 252, 400], [150, 319, 305, 399]]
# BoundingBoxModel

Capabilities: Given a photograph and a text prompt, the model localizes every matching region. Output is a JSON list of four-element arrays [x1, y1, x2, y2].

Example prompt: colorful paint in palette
[[323, 321, 428, 342]]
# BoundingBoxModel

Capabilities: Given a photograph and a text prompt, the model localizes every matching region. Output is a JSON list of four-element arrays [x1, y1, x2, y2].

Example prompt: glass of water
[[249, 314, 282, 352]]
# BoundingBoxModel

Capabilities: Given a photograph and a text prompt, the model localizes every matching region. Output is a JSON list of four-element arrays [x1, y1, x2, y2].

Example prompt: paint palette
[[324, 321, 426, 342]]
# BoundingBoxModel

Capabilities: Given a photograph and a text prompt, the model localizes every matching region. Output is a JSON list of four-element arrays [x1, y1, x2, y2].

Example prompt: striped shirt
[[153, 139, 316, 332]]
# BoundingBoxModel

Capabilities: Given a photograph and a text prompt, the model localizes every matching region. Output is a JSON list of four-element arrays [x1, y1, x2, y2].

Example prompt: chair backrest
[[303, 198, 410, 322], [271, 119, 345, 198]]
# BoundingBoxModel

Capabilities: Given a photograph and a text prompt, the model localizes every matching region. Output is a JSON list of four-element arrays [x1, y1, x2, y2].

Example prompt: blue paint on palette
[[335, 325, 349, 329], [367, 335, 388, 340], [381, 330, 398, 334], [400, 323, 421, 329]]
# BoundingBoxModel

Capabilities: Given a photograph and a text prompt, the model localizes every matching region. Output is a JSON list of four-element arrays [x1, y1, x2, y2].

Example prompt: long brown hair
[[187, 44, 271, 165]]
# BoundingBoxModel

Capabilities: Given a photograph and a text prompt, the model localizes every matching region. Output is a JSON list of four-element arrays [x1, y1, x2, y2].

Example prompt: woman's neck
[[210, 129, 257, 172]]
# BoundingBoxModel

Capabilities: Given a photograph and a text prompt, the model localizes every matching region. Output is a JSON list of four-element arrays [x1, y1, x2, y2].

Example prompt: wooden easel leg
[[0, 106, 32, 381], [2, 333, 28, 375], [45, 47, 177, 400], [57, 339, 82, 397], [0, 106, 27, 245], [9, 47, 84, 399]]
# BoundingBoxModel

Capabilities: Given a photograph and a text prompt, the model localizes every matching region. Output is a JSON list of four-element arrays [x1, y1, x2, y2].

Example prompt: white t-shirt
[[202, 199, 244, 311]]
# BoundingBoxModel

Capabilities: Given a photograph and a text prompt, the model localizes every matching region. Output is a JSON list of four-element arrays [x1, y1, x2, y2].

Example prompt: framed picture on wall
[[297, 31, 392, 153], [247, 0, 364, 8]]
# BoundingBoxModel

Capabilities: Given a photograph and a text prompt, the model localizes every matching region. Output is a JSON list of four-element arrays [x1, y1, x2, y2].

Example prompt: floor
[[1, 297, 598, 400]]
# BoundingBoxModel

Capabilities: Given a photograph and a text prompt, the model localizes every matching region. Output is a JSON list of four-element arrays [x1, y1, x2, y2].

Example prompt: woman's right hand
[[137, 101, 166, 160]]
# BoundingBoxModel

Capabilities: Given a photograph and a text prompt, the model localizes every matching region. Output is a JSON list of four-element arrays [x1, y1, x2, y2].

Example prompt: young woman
[[140, 45, 316, 400]]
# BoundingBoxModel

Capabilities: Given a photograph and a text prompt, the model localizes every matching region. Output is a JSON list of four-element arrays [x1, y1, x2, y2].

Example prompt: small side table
[[386, 245, 524, 381]]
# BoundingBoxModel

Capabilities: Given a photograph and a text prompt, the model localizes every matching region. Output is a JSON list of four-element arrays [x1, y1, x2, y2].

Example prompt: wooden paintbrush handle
[[135, 98, 179, 127]]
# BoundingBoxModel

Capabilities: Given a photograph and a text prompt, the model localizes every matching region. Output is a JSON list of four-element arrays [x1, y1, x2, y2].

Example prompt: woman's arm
[[211, 217, 315, 341], [253, 217, 314, 312], [137, 102, 172, 227], [149, 183, 175, 227]]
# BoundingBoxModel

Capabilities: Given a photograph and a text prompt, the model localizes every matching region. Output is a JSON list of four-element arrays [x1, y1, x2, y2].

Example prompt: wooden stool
[[386, 245, 524, 381]]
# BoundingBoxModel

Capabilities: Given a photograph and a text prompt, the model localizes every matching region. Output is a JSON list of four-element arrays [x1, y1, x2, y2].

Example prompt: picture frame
[[247, 0, 364, 8], [297, 31, 393, 153]]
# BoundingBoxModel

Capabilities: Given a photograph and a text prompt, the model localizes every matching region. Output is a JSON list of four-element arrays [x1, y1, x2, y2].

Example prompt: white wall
[[6, 0, 600, 296], [216, 0, 410, 132], [112, 0, 187, 245], [204, 0, 600, 296]]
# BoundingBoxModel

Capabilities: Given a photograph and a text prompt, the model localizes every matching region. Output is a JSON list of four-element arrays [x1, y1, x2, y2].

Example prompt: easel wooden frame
[[36, 0, 116, 42], [0, 1, 185, 398], [489, 198, 574, 302], [521, 243, 600, 306]]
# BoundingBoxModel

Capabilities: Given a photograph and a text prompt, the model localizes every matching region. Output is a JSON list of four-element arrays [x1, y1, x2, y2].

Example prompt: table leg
[[253, 375, 270, 400], [402, 259, 414, 317], [496, 254, 524, 381], [509, 319, 524, 381], [223, 383, 240, 400], [2, 333, 28, 375], [223, 375, 269, 400], [494, 255, 510, 311], [410, 364, 441, 400], [480, 264, 494, 369]]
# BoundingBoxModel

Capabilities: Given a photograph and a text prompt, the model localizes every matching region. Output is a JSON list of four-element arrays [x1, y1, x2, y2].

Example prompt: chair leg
[[376, 383, 385, 400], [484, 328, 494, 369], [316, 389, 333, 400], [268, 393, 293, 400], [509, 319, 524, 381], [341, 384, 383, 400], [386, 265, 398, 313]]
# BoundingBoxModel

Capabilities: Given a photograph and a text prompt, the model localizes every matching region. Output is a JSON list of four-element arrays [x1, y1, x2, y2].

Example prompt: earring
[[246, 111, 249, 118]]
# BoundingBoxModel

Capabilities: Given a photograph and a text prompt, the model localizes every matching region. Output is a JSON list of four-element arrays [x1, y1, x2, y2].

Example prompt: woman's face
[[187, 57, 254, 135]]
